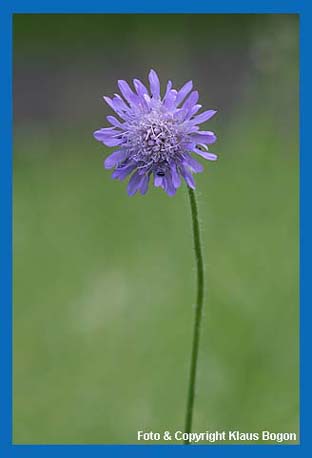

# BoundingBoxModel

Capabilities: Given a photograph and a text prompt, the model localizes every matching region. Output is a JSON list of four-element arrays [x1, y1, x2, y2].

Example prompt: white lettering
[[137, 431, 160, 441], [262, 431, 297, 443]]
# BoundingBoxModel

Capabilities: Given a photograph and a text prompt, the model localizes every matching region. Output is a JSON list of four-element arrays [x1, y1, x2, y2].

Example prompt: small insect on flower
[[93, 69, 218, 196]]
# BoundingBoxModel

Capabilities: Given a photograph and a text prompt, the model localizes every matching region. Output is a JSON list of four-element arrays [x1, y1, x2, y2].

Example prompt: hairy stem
[[184, 187, 205, 445]]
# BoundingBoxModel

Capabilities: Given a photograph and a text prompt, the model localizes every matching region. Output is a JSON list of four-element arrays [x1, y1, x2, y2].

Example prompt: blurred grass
[[13, 104, 298, 443]]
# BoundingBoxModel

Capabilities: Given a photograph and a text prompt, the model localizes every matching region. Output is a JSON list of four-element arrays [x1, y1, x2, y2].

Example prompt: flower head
[[93, 69, 217, 196]]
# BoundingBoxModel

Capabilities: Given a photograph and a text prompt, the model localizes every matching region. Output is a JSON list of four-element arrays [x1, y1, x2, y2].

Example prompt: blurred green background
[[13, 14, 299, 444]]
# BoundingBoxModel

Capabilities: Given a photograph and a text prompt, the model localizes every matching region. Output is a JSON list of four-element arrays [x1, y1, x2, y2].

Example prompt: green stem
[[184, 187, 205, 445]]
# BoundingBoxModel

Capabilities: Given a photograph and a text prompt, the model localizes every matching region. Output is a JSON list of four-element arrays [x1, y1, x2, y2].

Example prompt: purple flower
[[93, 69, 217, 196]]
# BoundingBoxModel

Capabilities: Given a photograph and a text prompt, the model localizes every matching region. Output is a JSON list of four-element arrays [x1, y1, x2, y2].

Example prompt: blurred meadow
[[13, 14, 299, 444]]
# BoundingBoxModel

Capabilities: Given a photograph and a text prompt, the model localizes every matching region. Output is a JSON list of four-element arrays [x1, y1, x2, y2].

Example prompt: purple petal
[[132, 80, 150, 111], [113, 94, 132, 113], [183, 154, 204, 173], [104, 150, 128, 169], [94, 126, 117, 134], [143, 93, 151, 104], [182, 91, 199, 110], [164, 175, 176, 196], [93, 129, 123, 147], [170, 162, 181, 188], [112, 163, 136, 180], [191, 110, 217, 124], [139, 174, 150, 195], [181, 166, 196, 189], [192, 147, 218, 160], [187, 104, 202, 119], [133, 78, 149, 97], [148, 69, 160, 99], [191, 131, 217, 145], [127, 171, 144, 196], [103, 96, 130, 120], [182, 123, 199, 134], [103, 96, 125, 113], [154, 174, 163, 187], [118, 80, 138, 105], [163, 89, 177, 110], [175, 80, 193, 106], [102, 137, 123, 147], [163, 80, 172, 101], [173, 107, 189, 123], [103, 96, 116, 111], [106, 116, 124, 129]]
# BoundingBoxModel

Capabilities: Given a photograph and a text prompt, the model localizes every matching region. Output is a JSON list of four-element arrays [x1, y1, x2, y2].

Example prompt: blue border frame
[[1, 1, 309, 456]]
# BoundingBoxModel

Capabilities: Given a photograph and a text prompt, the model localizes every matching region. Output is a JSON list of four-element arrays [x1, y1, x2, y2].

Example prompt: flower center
[[125, 113, 181, 171]]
